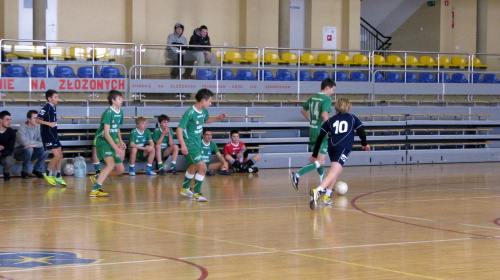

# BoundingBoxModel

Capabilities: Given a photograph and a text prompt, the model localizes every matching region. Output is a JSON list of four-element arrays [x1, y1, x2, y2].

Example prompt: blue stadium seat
[[469, 73, 483, 83], [484, 74, 500, 83], [216, 69, 237, 80], [100, 66, 124, 78], [54, 66, 77, 78], [404, 72, 419, 83], [196, 69, 216, 80], [236, 70, 257, 80], [276, 70, 295, 81], [419, 72, 437, 83], [30, 65, 53, 78], [295, 70, 314, 81], [257, 70, 276, 81], [437, 73, 451, 83], [451, 73, 468, 83], [385, 72, 403, 83], [350, 71, 368, 82], [372, 72, 385, 82], [5, 65, 29, 77], [77, 67, 100, 78], [313, 71, 330, 81], [333, 71, 349, 81]]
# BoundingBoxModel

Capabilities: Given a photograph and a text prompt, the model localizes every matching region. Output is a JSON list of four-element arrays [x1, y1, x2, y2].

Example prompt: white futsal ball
[[334, 181, 348, 195], [63, 162, 75, 176]]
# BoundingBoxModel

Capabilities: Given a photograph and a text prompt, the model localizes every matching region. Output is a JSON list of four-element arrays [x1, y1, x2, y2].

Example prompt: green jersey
[[152, 127, 174, 149], [201, 140, 219, 163], [95, 107, 124, 144], [130, 128, 153, 147], [178, 106, 209, 151], [302, 93, 332, 142]]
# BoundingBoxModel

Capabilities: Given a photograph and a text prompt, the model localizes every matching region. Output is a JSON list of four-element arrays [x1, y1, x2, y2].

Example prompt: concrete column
[[279, 0, 290, 48]]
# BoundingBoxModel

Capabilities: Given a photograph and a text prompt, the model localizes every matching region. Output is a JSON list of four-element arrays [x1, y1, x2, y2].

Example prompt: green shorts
[[310, 137, 328, 155], [135, 149, 149, 161], [184, 147, 204, 166], [95, 138, 123, 164]]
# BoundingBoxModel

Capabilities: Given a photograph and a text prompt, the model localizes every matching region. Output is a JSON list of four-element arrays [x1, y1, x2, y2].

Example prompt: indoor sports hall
[[1, 1, 500, 279]]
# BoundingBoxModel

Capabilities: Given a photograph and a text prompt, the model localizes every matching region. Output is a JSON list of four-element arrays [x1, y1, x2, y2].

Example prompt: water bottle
[[74, 156, 87, 177], [238, 151, 244, 163]]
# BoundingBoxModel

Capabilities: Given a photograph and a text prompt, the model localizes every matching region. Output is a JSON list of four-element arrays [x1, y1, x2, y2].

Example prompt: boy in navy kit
[[36, 89, 66, 186], [308, 98, 371, 210]]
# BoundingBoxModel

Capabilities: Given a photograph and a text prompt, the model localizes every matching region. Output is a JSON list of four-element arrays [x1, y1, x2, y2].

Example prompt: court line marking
[[79, 215, 445, 280]]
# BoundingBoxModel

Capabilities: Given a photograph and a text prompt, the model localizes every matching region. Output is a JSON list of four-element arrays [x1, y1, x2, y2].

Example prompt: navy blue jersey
[[321, 113, 363, 151], [37, 102, 58, 142]]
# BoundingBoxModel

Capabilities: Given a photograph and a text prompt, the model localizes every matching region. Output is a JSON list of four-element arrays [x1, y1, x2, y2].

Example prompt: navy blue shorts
[[327, 146, 351, 166], [42, 137, 62, 151]]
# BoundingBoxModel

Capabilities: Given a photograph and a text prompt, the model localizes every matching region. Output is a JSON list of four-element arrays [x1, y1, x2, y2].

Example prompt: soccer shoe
[[55, 177, 67, 187], [146, 168, 157, 175], [180, 188, 193, 197], [90, 174, 97, 185], [310, 189, 319, 210], [158, 168, 167, 175], [129, 169, 136, 176], [218, 169, 233, 175], [248, 167, 259, 173], [169, 168, 179, 175], [193, 193, 207, 202], [321, 195, 332, 205], [206, 170, 216, 176], [290, 172, 299, 190], [43, 173, 57, 185], [89, 188, 110, 197]]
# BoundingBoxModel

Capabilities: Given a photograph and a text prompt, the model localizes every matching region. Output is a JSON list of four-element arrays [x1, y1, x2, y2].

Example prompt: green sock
[[182, 177, 192, 189], [92, 183, 102, 191], [171, 161, 176, 168], [158, 162, 164, 169], [317, 166, 324, 182], [93, 163, 101, 172], [194, 179, 203, 194], [297, 162, 317, 176]]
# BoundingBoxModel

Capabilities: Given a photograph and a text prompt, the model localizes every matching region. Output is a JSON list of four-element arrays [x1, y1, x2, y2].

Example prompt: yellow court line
[[82, 215, 444, 280]]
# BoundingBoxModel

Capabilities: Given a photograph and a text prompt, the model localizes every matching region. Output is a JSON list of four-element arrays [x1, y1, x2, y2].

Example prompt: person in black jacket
[[0, 111, 16, 181], [183, 25, 218, 79]]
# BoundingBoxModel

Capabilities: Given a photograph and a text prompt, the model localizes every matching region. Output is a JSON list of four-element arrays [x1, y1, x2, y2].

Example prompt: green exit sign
[[427, 1, 436, 6]]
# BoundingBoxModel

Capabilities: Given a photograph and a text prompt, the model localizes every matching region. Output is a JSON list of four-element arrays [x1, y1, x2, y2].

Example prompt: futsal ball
[[63, 163, 75, 176], [334, 181, 348, 195]]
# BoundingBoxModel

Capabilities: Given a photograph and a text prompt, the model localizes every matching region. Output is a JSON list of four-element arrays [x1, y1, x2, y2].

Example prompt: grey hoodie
[[15, 122, 43, 148], [166, 22, 188, 59]]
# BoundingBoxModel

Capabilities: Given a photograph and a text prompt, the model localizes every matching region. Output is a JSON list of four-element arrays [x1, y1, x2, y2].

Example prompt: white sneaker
[[193, 193, 207, 202]]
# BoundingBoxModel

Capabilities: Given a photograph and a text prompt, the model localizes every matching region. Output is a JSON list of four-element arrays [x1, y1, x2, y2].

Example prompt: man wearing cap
[[166, 22, 189, 79]]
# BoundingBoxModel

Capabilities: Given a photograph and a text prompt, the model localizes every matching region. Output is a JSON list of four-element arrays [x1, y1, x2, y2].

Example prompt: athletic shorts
[[42, 138, 61, 151], [95, 138, 123, 164], [327, 146, 351, 167], [184, 147, 204, 165], [310, 137, 328, 155], [135, 149, 149, 162]]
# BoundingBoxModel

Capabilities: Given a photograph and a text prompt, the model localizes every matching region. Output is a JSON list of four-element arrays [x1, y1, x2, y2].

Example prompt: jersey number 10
[[332, 120, 348, 134]]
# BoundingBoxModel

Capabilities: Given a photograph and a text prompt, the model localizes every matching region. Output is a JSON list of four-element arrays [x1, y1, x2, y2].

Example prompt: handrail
[[360, 17, 392, 51]]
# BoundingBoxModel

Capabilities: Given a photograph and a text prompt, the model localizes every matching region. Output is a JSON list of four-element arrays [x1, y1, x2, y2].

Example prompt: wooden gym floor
[[1, 162, 500, 279]]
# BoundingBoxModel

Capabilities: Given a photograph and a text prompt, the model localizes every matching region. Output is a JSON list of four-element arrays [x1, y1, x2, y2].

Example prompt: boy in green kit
[[128, 117, 156, 176], [89, 90, 126, 197], [153, 114, 179, 175], [176, 88, 227, 202]]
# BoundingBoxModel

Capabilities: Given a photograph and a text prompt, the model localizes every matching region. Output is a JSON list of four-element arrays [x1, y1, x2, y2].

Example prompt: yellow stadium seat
[[317, 53, 335, 64], [371, 55, 391, 67], [353, 54, 369, 65], [244, 51, 259, 63], [419, 56, 438, 67], [471, 57, 487, 69], [224, 51, 247, 63], [387, 55, 405, 66], [405, 55, 424, 67], [299, 53, 318, 64], [281, 52, 298, 63], [48, 46, 70, 60], [91, 48, 116, 61], [438, 56, 454, 67], [13, 45, 46, 59], [264, 52, 285, 63], [69, 46, 90, 60], [451, 56, 468, 68], [336, 53, 357, 65]]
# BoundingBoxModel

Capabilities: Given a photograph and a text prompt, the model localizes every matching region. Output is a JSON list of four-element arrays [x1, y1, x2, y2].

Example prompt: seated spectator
[[14, 110, 49, 179], [129, 117, 156, 176], [202, 128, 232, 176], [223, 130, 260, 173], [0, 111, 15, 181], [153, 114, 179, 175], [166, 22, 189, 79], [183, 25, 218, 79]]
